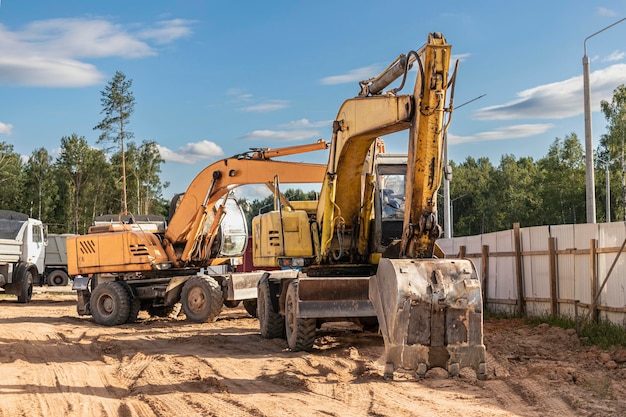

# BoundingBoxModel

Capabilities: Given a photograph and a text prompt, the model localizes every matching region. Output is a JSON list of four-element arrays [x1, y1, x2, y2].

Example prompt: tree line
[[0, 137, 166, 234], [1, 72, 624, 237]]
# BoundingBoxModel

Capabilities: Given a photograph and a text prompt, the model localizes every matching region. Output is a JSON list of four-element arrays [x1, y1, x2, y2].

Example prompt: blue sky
[[1, 1, 626, 201]]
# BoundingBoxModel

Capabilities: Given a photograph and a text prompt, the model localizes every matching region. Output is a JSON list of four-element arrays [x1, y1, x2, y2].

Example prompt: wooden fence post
[[548, 237, 558, 316], [481, 245, 489, 311], [513, 223, 525, 315]]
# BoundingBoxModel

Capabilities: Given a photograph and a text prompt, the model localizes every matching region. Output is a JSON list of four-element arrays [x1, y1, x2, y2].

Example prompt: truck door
[[24, 221, 46, 273]]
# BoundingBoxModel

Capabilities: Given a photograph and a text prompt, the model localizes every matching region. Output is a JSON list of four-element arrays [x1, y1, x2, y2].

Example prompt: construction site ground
[[1, 286, 625, 417]]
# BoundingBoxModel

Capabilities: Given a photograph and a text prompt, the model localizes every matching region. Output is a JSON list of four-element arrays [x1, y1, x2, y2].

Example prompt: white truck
[[0, 210, 46, 302]]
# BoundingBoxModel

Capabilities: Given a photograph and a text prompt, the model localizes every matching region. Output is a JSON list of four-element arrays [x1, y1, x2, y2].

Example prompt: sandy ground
[[1, 287, 625, 417]]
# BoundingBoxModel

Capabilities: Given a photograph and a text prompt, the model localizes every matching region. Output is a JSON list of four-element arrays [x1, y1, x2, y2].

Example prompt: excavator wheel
[[257, 275, 284, 339], [285, 281, 316, 351], [90, 281, 131, 326], [180, 275, 223, 323], [122, 283, 141, 323], [243, 299, 257, 318]]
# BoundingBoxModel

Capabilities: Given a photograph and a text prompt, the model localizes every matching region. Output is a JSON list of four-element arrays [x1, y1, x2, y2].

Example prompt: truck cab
[[0, 210, 46, 302]]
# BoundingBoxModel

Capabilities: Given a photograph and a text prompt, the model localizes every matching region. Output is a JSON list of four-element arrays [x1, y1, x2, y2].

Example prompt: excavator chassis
[[369, 257, 486, 380]]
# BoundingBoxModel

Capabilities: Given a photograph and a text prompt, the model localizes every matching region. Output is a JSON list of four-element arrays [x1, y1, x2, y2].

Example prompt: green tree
[[494, 155, 542, 229], [56, 134, 110, 233], [125, 140, 165, 215], [23, 147, 58, 222], [449, 157, 497, 236], [0, 142, 26, 212], [537, 133, 585, 224], [94, 70, 135, 214], [599, 84, 626, 221]]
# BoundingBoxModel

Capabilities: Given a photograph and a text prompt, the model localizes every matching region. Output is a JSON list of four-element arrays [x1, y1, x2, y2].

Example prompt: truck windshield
[[0, 220, 25, 240]]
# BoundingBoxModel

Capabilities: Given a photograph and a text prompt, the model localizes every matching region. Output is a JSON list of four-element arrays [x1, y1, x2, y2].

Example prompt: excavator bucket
[[369, 257, 486, 380]]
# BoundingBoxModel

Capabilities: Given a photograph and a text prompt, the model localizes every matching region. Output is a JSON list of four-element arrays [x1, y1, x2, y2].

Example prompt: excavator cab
[[372, 155, 407, 249]]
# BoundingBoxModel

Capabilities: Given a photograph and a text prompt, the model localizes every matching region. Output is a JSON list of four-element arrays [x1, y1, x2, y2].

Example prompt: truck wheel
[[181, 276, 223, 323], [16, 268, 34, 303], [90, 281, 131, 326], [257, 275, 284, 339], [47, 270, 69, 286], [285, 281, 316, 351], [243, 299, 257, 318]]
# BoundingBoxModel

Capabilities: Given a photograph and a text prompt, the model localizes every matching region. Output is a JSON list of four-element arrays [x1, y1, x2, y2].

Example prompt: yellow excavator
[[67, 140, 328, 326], [252, 33, 486, 379]]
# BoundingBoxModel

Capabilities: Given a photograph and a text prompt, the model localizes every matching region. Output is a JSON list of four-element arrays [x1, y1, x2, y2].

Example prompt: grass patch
[[525, 315, 626, 349]]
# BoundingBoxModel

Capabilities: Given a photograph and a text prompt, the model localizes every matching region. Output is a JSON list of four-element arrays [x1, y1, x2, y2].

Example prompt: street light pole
[[583, 17, 626, 224]]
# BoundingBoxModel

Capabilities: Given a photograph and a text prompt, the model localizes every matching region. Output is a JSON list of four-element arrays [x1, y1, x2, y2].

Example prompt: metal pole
[[443, 134, 452, 237], [583, 17, 626, 224], [606, 163, 611, 222], [583, 52, 596, 223]]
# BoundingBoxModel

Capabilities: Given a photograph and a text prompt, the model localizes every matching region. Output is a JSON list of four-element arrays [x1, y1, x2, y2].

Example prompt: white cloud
[[232, 184, 273, 202], [451, 53, 471, 62], [226, 88, 253, 103], [320, 65, 382, 85], [240, 100, 288, 112], [474, 63, 626, 120], [138, 19, 194, 45], [598, 7, 618, 17], [0, 18, 194, 87], [239, 129, 320, 141], [278, 118, 331, 129], [603, 50, 625, 62], [0, 122, 14, 135], [0, 55, 103, 87], [157, 140, 223, 164], [448, 123, 554, 145]]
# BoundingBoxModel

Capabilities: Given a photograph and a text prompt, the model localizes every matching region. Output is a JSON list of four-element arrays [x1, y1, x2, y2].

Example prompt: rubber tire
[[90, 281, 131, 326], [243, 299, 257, 318], [121, 283, 141, 323], [285, 281, 316, 351], [257, 276, 284, 339], [181, 276, 223, 323], [16, 268, 34, 303], [47, 270, 69, 286]]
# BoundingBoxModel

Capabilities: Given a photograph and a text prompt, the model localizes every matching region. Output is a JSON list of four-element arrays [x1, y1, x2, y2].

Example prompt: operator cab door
[[23, 221, 46, 273], [372, 156, 407, 252]]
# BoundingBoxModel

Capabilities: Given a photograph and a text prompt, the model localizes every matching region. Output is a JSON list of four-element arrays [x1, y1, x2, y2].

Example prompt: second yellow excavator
[[252, 32, 486, 379]]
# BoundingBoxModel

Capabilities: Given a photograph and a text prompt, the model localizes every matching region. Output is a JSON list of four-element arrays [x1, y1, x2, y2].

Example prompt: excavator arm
[[164, 140, 328, 266], [318, 33, 453, 263]]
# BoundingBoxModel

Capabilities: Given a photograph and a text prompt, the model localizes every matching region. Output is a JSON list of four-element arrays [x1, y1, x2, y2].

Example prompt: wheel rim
[[98, 295, 114, 316], [187, 286, 207, 313]]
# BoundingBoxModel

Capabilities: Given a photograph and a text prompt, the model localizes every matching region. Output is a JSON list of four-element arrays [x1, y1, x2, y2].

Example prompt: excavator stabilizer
[[369, 257, 486, 379]]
